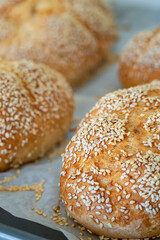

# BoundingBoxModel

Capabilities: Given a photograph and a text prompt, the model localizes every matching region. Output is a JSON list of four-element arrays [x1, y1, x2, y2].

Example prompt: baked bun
[[60, 80, 160, 239], [0, 0, 117, 86], [119, 28, 160, 88], [0, 59, 74, 172]]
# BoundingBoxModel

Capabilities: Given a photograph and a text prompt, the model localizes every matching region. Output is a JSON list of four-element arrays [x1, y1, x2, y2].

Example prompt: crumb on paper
[[34, 179, 45, 201], [0, 179, 45, 202], [0, 176, 17, 185], [53, 205, 60, 212], [50, 215, 69, 226], [51, 202, 98, 239], [35, 209, 47, 217], [78, 226, 85, 231], [72, 223, 76, 228], [87, 229, 92, 234], [58, 195, 62, 205], [31, 206, 34, 210], [51, 205, 68, 226]]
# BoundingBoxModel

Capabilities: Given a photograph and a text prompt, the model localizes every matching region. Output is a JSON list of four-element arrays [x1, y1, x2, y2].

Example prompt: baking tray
[[0, 208, 67, 240]]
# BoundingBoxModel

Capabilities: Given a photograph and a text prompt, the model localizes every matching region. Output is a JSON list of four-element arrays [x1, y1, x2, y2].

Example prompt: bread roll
[[60, 80, 160, 239], [0, 59, 74, 172], [119, 28, 160, 88], [0, 0, 117, 86]]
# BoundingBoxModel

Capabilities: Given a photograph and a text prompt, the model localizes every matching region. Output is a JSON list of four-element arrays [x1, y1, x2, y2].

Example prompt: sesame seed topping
[[120, 28, 160, 85], [0, 59, 74, 170], [61, 80, 160, 232]]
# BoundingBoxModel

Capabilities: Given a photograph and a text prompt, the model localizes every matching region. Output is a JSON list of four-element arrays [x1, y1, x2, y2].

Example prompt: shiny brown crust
[[0, 0, 117, 86], [119, 28, 160, 88], [60, 81, 160, 238], [0, 59, 74, 172]]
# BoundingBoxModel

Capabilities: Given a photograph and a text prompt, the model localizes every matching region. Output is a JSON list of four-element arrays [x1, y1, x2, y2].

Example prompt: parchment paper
[[0, 1, 160, 239]]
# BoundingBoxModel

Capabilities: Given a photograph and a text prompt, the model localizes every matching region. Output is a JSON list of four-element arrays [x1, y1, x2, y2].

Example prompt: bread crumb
[[53, 206, 60, 212], [52, 212, 62, 217], [78, 226, 85, 230], [0, 176, 17, 184], [51, 205, 69, 226], [31, 206, 34, 210], [58, 195, 62, 205], [0, 179, 45, 201], [35, 209, 47, 217]]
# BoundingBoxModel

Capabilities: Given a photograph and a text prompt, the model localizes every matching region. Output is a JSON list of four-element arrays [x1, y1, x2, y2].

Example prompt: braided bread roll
[[60, 80, 160, 238], [0, 59, 74, 172], [119, 28, 160, 88], [0, 0, 117, 86]]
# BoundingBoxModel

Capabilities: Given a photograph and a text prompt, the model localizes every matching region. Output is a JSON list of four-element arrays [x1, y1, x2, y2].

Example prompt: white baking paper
[[0, 0, 160, 239]]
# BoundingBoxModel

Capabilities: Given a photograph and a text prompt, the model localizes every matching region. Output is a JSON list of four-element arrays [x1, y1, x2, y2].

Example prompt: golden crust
[[0, 59, 74, 172], [0, 14, 101, 86], [119, 28, 160, 88], [0, 0, 116, 86], [63, 0, 116, 56], [60, 81, 160, 238]]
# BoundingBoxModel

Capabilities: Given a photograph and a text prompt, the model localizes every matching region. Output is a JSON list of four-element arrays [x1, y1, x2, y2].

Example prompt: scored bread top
[[119, 28, 160, 87], [0, 0, 117, 85], [0, 59, 74, 171], [60, 80, 160, 238], [0, 0, 116, 44], [120, 28, 160, 70]]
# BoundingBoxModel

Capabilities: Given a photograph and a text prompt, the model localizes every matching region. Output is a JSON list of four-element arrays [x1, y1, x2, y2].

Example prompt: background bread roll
[[0, 59, 74, 172], [119, 28, 160, 88], [0, 0, 117, 86], [60, 80, 160, 239]]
